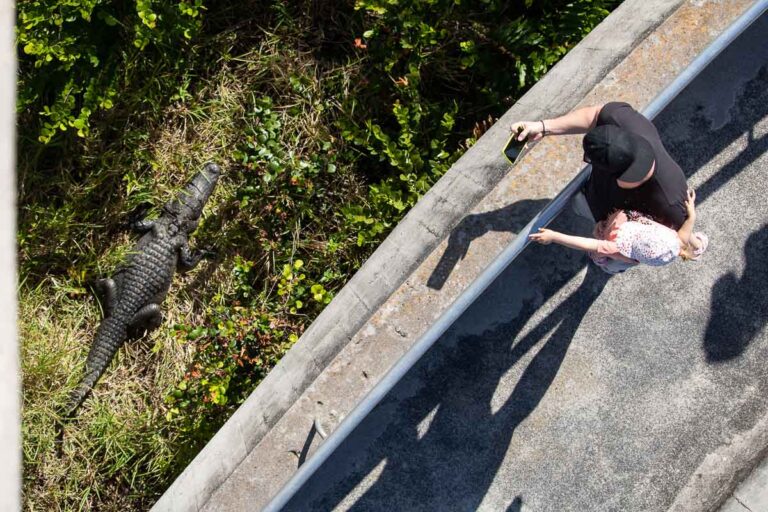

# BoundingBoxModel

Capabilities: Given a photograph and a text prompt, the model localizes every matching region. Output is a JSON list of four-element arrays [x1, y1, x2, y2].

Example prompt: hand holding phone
[[503, 125, 528, 164]]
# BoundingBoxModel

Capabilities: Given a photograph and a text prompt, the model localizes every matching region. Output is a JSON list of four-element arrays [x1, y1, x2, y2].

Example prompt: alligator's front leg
[[128, 303, 163, 338], [91, 278, 119, 317], [132, 218, 156, 233], [178, 243, 212, 273], [127, 202, 156, 233]]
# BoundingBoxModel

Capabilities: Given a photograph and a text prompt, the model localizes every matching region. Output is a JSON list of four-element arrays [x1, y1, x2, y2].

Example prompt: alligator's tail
[[64, 316, 128, 417], [56, 316, 128, 447]]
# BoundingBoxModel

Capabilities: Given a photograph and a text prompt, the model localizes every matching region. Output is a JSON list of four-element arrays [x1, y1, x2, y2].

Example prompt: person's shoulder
[[597, 101, 641, 126], [601, 101, 634, 115]]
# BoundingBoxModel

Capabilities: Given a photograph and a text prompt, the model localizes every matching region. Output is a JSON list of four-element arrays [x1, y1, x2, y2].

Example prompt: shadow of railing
[[657, 66, 768, 201], [286, 211, 610, 510], [656, 56, 768, 363]]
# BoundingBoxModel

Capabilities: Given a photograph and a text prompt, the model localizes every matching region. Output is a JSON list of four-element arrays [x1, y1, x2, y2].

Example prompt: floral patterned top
[[590, 210, 681, 267]]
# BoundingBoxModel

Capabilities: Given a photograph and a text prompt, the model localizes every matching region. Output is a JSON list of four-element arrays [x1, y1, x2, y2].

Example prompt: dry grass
[[20, 247, 234, 506], [22, 283, 160, 510]]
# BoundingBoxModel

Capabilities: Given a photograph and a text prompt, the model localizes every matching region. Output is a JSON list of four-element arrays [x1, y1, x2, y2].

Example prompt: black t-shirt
[[584, 102, 688, 229]]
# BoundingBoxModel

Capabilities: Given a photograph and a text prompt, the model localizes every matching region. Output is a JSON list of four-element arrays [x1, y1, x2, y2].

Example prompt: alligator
[[59, 162, 221, 426]]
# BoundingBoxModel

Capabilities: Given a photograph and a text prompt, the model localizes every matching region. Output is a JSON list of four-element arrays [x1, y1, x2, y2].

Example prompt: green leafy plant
[[17, 0, 204, 143], [335, 0, 619, 248]]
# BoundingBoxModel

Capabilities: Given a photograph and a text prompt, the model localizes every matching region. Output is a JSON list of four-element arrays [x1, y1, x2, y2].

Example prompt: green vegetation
[[18, 0, 620, 509]]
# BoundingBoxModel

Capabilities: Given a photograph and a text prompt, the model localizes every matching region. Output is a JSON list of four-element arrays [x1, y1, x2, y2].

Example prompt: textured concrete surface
[[282, 12, 768, 512], [153, 1, 691, 510], [186, 1, 762, 511], [719, 455, 768, 512]]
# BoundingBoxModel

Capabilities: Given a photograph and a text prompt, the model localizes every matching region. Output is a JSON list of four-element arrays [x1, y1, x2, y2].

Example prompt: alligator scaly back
[[56, 163, 221, 445]]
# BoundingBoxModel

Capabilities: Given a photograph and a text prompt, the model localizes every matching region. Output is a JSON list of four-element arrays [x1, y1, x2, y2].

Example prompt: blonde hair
[[679, 232, 708, 261], [679, 242, 696, 261]]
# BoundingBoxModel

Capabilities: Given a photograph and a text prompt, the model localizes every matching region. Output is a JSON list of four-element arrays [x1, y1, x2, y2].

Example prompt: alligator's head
[[163, 162, 221, 232]]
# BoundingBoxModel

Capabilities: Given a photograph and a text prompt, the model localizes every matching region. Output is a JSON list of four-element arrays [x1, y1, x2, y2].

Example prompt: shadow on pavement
[[657, 64, 768, 198], [506, 495, 524, 511], [693, 116, 768, 206], [656, 57, 768, 365], [287, 212, 610, 511], [426, 199, 550, 290], [703, 224, 768, 362]]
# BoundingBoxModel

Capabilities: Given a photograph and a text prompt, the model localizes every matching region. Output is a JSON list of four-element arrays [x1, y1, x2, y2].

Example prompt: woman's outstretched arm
[[529, 228, 601, 252]]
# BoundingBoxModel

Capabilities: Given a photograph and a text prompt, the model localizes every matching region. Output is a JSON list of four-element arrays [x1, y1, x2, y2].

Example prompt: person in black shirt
[[511, 102, 689, 229]]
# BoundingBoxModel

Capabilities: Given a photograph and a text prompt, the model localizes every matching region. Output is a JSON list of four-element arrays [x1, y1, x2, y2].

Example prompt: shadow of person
[[703, 224, 768, 362], [287, 224, 611, 511], [427, 198, 550, 290]]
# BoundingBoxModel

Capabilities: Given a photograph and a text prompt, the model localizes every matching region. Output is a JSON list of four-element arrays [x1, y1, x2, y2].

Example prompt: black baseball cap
[[583, 125, 655, 183]]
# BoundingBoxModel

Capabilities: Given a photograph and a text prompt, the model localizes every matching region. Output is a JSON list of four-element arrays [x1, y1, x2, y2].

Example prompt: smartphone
[[503, 129, 528, 164]]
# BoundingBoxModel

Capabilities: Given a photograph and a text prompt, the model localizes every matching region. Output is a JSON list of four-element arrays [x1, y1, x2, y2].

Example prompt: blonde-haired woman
[[530, 189, 708, 274]]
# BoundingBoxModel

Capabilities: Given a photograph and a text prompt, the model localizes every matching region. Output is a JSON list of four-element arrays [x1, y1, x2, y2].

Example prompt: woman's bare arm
[[529, 228, 600, 252]]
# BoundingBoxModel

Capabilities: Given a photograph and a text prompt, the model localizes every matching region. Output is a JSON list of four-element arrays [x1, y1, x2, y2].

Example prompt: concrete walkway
[[279, 10, 768, 512]]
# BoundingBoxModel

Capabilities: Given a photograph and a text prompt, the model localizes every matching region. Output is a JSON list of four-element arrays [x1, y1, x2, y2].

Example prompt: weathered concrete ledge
[[152, 1, 697, 510], [671, 410, 768, 512]]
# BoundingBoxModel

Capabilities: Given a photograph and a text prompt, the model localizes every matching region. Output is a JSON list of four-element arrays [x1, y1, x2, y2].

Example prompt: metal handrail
[[262, 2, 768, 509]]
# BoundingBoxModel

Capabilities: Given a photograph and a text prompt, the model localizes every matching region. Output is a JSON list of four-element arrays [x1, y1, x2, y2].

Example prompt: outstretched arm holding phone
[[510, 105, 604, 141]]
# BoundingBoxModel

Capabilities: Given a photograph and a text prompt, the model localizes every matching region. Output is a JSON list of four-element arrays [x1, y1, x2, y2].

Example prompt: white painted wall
[[0, 0, 20, 510]]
